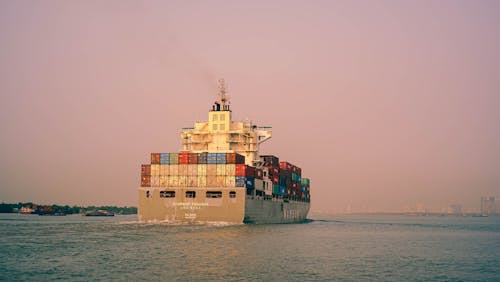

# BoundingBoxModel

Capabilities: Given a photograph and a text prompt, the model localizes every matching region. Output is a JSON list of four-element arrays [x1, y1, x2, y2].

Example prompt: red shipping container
[[141, 175, 151, 187], [179, 152, 189, 164], [272, 175, 279, 185], [141, 164, 151, 176], [235, 164, 256, 177], [279, 161, 293, 170], [269, 167, 279, 176], [151, 153, 160, 164], [188, 153, 198, 164]]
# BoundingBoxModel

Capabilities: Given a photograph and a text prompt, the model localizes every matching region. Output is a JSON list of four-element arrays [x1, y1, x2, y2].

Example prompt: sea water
[[0, 214, 498, 281]]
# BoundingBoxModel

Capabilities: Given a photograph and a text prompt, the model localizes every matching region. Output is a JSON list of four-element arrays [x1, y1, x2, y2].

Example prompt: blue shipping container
[[245, 177, 255, 189], [216, 153, 226, 164], [279, 186, 286, 196], [207, 153, 217, 164], [160, 153, 170, 164], [235, 176, 245, 187]]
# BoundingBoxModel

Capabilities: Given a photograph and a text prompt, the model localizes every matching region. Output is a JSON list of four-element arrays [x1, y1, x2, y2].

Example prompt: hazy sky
[[1, 0, 499, 212]]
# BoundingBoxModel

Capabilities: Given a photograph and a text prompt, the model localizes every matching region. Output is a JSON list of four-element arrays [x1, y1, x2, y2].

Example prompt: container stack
[[140, 152, 310, 201], [140, 152, 245, 188]]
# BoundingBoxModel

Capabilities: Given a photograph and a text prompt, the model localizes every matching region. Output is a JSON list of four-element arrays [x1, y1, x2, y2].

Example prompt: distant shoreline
[[0, 202, 137, 215]]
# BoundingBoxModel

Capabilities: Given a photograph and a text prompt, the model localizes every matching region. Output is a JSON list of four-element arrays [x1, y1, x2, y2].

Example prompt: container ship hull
[[138, 187, 310, 224]]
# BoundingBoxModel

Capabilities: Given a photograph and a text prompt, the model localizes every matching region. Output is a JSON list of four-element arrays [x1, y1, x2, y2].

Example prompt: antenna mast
[[218, 78, 229, 110]]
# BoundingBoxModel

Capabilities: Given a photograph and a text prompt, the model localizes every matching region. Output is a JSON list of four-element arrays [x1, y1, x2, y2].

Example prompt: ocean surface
[[0, 214, 499, 281]]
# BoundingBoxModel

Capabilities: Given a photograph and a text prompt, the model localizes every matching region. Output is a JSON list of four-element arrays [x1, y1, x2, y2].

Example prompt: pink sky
[[1, 0, 499, 212]]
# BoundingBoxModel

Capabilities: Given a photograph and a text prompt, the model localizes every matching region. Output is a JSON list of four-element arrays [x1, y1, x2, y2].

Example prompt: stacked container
[[141, 152, 310, 200]]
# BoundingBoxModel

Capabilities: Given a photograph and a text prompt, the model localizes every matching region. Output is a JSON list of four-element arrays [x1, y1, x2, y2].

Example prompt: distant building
[[448, 204, 463, 215], [480, 197, 496, 215]]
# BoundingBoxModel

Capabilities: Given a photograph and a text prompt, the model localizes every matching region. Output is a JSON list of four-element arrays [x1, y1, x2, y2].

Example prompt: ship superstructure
[[138, 80, 310, 223]]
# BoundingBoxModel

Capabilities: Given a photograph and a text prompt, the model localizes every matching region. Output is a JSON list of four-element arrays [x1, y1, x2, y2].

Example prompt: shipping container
[[207, 164, 217, 176], [160, 153, 170, 164], [235, 176, 245, 187], [301, 178, 310, 186], [225, 164, 235, 176], [216, 153, 226, 164], [236, 164, 256, 177], [292, 173, 300, 183], [264, 180, 273, 195], [141, 175, 151, 187], [225, 176, 235, 187], [279, 186, 286, 196], [178, 164, 188, 175], [160, 176, 168, 186], [188, 164, 198, 176], [254, 179, 264, 190], [279, 161, 293, 171], [151, 164, 160, 176], [198, 175, 207, 187], [168, 175, 179, 186], [255, 168, 263, 179], [160, 165, 169, 176], [188, 153, 198, 164], [207, 153, 217, 164], [151, 153, 161, 164], [198, 152, 208, 164], [216, 164, 226, 176], [141, 164, 151, 176], [207, 176, 218, 187], [179, 152, 189, 164], [273, 184, 280, 195], [245, 177, 255, 189], [271, 175, 279, 185], [169, 164, 178, 176], [260, 155, 280, 167], [187, 176, 198, 187], [151, 176, 160, 187], [197, 164, 207, 176], [169, 153, 179, 164], [296, 167, 302, 176], [178, 176, 187, 187], [216, 176, 226, 187], [226, 152, 245, 164]]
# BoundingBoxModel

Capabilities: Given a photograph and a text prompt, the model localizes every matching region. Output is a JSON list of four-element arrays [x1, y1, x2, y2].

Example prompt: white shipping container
[[179, 176, 187, 187], [169, 165, 179, 176], [168, 175, 179, 186], [151, 164, 160, 176], [216, 165, 226, 176], [254, 179, 264, 191], [188, 165, 198, 176], [264, 180, 273, 195], [197, 164, 207, 176], [197, 175, 207, 187], [179, 165, 188, 175], [160, 176, 168, 187], [225, 164, 235, 176], [160, 165, 169, 176], [225, 176, 235, 187], [151, 175, 160, 187]]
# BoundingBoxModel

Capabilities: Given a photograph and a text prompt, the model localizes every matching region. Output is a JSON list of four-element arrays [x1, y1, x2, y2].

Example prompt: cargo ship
[[138, 79, 310, 224]]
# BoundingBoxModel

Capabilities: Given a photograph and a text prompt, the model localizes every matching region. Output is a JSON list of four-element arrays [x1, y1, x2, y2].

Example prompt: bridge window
[[186, 191, 196, 198], [212, 124, 218, 130], [206, 191, 222, 198], [229, 191, 236, 198], [160, 191, 175, 198]]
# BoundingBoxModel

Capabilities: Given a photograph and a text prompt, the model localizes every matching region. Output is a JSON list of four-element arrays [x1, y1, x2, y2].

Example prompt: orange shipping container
[[141, 175, 151, 187], [151, 153, 161, 164]]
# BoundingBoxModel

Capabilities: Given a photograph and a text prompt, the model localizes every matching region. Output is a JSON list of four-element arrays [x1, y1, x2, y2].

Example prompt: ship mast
[[218, 78, 229, 111]]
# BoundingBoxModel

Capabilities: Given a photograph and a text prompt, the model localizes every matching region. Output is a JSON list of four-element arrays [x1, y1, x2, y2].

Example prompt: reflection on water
[[0, 214, 499, 281]]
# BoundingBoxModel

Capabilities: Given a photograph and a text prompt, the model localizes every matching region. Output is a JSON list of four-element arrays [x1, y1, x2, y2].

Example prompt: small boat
[[84, 210, 115, 216]]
